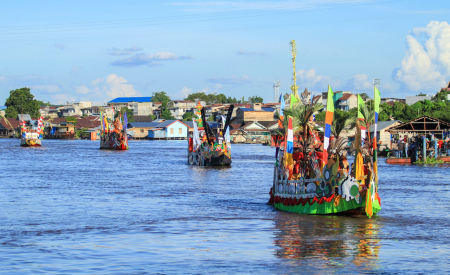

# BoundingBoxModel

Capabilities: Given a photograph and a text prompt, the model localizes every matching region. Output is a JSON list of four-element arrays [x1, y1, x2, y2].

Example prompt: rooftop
[[108, 97, 152, 103]]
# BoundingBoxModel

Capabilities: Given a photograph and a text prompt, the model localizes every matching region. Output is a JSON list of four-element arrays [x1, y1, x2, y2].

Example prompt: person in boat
[[218, 131, 223, 145]]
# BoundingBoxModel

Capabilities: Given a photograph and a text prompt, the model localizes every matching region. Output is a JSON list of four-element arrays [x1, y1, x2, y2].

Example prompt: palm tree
[[283, 96, 324, 140]]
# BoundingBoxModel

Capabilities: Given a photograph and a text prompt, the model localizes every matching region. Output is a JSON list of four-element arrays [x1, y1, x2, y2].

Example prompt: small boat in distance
[[187, 102, 233, 166], [100, 110, 129, 150], [19, 115, 43, 147]]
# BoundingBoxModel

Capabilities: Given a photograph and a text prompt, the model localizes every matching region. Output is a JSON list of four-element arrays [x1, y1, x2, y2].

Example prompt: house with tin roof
[[148, 120, 189, 140]]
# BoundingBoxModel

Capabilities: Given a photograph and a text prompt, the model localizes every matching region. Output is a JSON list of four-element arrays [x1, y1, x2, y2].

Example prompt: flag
[[193, 118, 200, 149], [279, 93, 284, 117], [357, 94, 366, 142], [290, 93, 298, 109], [123, 111, 128, 130], [373, 86, 381, 180], [100, 111, 104, 132], [323, 85, 335, 166], [285, 117, 294, 167]]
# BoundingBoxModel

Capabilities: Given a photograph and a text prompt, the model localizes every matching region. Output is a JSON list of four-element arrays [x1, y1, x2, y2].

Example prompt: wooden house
[[148, 120, 189, 140]]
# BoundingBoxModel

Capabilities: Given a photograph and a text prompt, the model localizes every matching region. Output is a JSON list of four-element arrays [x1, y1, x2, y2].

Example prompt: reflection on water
[[273, 213, 381, 270]]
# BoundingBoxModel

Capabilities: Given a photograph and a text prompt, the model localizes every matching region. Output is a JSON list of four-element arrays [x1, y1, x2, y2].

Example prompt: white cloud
[[394, 21, 450, 92], [30, 85, 62, 94], [76, 85, 90, 94], [296, 69, 339, 92], [107, 46, 143, 56], [345, 74, 372, 92], [90, 74, 141, 102], [51, 94, 77, 105]]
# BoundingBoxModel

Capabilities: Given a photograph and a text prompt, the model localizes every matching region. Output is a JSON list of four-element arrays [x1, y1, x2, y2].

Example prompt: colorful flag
[[323, 85, 335, 166], [357, 94, 366, 142], [279, 93, 284, 117], [285, 117, 294, 166], [373, 86, 381, 181], [290, 93, 298, 109]]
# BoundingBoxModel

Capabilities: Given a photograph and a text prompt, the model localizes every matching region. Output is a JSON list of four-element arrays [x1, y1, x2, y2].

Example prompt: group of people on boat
[[391, 133, 450, 159]]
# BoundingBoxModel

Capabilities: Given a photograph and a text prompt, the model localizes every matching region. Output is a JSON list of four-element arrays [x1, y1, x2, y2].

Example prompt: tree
[[114, 107, 134, 122], [151, 91, 171, 104], [248, 96, 264, 103], [432, 89, 450, 101], [182, 111, 195, 121], [160, 102, 175, 120], [4, 87, 41, 118], [65, 116, 77, 125], [358, 93, 370, 101]]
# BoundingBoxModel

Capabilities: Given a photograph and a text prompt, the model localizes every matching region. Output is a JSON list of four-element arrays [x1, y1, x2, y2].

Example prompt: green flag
[[374, 87, 380, 114], [357, 94, 365, 120], [290, 93, 298, 109]]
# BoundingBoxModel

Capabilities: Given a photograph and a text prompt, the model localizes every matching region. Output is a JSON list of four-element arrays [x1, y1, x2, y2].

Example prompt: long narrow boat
[[20, 116, 43, 147], [187, 102, 233, 166], [100, 111, 128, 150], [268, 41, 381, 217]]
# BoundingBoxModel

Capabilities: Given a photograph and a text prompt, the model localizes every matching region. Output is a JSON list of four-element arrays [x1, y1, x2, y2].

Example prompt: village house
[[167, 100, 206, 120], [233, 103, 275, 124], [229, 121, 277, 143], [148, 120, 189, 140], [0, 117, 20, 137], [39, 106, 60, 118], [107, 97, 158, 116], [127, 121, 162, 139]]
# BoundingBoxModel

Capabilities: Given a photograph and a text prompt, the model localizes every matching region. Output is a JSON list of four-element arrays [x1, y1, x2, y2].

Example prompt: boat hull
[[100, 132, 128, 150], [188, 151, 231, 166], [20, 138, 41, 147]]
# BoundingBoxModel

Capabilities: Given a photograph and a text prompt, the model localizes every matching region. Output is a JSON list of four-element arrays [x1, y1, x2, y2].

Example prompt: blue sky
[[1, 0, 450, 105]]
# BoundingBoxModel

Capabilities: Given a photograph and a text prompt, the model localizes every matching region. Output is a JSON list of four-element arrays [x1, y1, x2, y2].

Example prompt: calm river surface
[[1, 139, 449, 274]]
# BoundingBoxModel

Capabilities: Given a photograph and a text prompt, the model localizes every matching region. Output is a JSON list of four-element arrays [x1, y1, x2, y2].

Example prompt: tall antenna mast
[[273, 81, 280, 102], [290, 40, 298, 98]]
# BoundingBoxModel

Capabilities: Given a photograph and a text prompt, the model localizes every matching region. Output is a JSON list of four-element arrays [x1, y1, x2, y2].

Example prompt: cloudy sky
[[1, 0, 450, 105]]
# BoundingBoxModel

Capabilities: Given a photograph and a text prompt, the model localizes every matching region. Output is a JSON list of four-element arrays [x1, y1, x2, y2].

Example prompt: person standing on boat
[[398, 139, 404, 158]]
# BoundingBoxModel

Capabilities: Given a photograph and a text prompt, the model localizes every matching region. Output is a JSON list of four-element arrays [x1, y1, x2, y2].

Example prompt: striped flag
[[323, 85, 334, 166], [357, 94, 366, 142], [285, 117, 294, 166]]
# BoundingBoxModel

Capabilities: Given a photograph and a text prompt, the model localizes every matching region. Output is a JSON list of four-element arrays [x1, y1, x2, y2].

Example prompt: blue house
[[148, 120, 189, 140]]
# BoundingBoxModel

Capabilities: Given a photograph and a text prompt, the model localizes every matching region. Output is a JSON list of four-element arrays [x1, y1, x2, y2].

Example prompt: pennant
[[323, 85, 335, 166], [357, 94, 366, 142], [290, 93, 298, 109], [124, 111, 128, 130], [285, 117, 294, 167], [279, 93, 284, 117]]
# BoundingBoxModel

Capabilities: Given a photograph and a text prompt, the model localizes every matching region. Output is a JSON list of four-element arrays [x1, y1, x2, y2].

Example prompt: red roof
[[0, 118, 20, 129], [339, 94, 354, 101]]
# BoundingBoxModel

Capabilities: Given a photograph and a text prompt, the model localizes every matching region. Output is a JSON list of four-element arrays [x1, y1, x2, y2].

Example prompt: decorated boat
[[20, 116, 44, 147], [187, 102, 233, 166], [99, 110, 129, 150], [268, 40, 381, 218]]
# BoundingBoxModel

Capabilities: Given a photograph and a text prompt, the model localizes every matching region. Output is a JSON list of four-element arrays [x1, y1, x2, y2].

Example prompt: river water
[[0, 139, 449, 274]]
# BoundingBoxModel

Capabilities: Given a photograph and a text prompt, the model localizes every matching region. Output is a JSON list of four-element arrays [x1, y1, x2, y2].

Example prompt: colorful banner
[[285, 117, 294, 166], [323, 85, 335, 166], [357, 94, 366, 142], [279, 93, 284, 116], [124, 111, 128, 130]]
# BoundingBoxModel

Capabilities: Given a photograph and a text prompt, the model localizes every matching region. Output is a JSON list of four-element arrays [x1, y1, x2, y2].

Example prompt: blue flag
[[279, 93, 284, 116], [124, 112, 128, 130]]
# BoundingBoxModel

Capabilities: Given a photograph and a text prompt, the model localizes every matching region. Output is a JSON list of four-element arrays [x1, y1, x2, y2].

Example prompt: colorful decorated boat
[[187, 102, 233, 166], [268, 40, 381, 217], [99, 110, 129, 150], [20, 116, 44, 147]]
